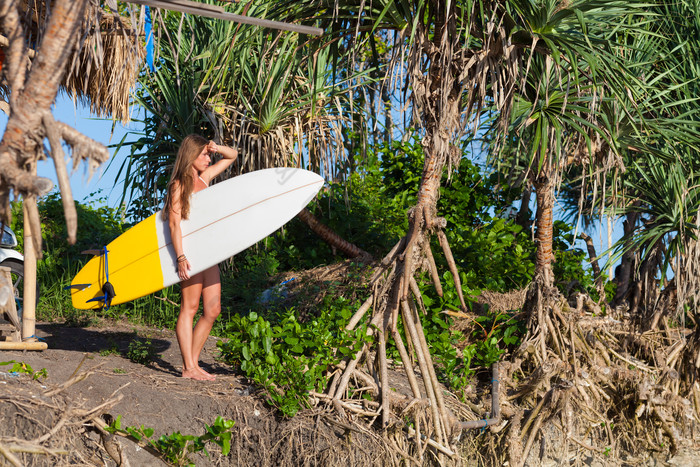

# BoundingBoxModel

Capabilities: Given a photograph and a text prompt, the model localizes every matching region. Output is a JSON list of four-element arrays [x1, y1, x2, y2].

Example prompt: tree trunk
[[578, 232, 602, 281], [534, 176, 555, 288], [614, 211, 638, 306], [517, 184, 532, 230], [416, 140, 443, 212], [0, 0, 89, 222]]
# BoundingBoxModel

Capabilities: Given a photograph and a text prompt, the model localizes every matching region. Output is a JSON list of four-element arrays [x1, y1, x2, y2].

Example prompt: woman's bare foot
[[196, 366, 216, 380], [182, 368, 213, 381]]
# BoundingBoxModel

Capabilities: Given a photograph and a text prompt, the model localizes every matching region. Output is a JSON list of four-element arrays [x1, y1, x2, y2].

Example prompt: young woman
[[162, 134, 238, 380]]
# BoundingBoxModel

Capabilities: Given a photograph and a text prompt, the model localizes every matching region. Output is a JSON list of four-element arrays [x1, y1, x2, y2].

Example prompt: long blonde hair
[[162, 134, 208, 221]]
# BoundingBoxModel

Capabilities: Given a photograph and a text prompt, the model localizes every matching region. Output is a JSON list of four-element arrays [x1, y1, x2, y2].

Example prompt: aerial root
[[333, 221, 690, 464], [327, 218, 481, 462], [497, 281, 700, 466], [437, 229, 467, 310], [424, 239, 443, 297]]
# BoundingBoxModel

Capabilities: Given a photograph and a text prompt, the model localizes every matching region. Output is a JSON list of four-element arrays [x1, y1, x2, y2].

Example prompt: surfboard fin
[[81, 249, 104, 256]]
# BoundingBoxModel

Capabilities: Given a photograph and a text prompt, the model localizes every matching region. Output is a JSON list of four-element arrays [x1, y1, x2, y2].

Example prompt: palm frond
[[118, 0, 356, 216]]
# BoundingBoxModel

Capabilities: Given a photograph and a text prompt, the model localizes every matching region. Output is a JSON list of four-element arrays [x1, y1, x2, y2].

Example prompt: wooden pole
[[22, 197, 38, 342], [0, 341, 47, 351], [128, 0, 324, 36]]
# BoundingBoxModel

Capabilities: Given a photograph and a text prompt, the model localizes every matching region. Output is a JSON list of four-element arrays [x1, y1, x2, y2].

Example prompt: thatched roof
[[64, 3, 145, 123], [1, 0, 144, 123]]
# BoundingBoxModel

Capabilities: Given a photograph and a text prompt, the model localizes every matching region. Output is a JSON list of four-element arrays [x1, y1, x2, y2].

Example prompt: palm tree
[[0, 0, 143, 343], [266, 0, 700, 457], [612, 0, 700, 323], [542, 0, 700, 321], [1, 0, 142, 241]]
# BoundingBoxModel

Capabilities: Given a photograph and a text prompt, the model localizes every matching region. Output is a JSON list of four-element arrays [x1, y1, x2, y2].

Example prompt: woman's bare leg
[[177, 273, 212, 380], [192, 266, 221, 378]]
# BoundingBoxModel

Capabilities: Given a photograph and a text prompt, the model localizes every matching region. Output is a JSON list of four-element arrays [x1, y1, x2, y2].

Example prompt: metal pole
[[127, 0, 324, 36], [460, 362, 501, 430]]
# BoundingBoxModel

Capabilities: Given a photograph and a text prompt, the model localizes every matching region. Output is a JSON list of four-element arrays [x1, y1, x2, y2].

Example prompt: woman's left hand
[[207, 141, 219, 155], [178, 257, 191, 281]]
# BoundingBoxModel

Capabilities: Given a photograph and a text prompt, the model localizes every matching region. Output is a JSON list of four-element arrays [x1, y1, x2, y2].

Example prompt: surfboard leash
[[68, 246, 116, 310], [98, 246, 116, 310]]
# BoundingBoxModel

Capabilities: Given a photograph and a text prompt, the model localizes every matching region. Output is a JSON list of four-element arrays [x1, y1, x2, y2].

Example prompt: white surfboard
[[71, 168, 324, 309]]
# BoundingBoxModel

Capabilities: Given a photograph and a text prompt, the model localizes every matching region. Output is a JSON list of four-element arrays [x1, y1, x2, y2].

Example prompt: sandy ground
[[0, 322, 290, 466]]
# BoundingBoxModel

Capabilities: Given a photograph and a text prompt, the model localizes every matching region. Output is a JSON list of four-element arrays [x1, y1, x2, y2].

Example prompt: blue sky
[[0, 93, 143, 208]]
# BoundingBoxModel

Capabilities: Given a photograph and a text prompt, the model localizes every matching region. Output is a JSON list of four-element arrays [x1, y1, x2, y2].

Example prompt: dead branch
[[43, 112, 78, 244], [90, 415, 163, 462], [43, 362, 105, 397], [0, 443, 23, 467]]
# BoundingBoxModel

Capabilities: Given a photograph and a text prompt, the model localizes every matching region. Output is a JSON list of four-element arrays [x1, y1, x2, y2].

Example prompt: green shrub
[[417, 271, 526, 399], [126, 338, 158, 365], [552, 220, 596, 295], [217, 300, 370, 417], [106, 415, 235, 465]]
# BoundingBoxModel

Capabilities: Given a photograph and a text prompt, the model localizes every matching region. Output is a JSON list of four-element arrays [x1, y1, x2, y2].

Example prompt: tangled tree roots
[[0, 362, 125, 466], [321, 206, 498, 465], [315, 237, 700, 465], [0, 360, 396, 467], [474, 283, 700, 466]]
